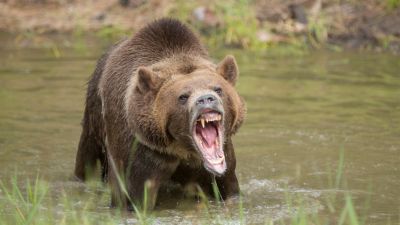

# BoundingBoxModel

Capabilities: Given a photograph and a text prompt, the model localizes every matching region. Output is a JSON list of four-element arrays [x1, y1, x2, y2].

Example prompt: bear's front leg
[[216, 138, 240, 200], [126, 142, 179, 211]]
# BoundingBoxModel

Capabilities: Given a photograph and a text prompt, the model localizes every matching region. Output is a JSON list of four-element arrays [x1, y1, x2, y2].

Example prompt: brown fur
[[74, 18, 246, 210]]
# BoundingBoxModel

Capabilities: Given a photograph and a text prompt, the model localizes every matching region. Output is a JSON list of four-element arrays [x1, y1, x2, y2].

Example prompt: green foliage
[[387, 0, 400, 9], [307, 15, 329, 48], [95, 25, 129, 41], [13, 32, 63, 58], [170, 0, 267, 50], [212, 0, 264, 50], [338, 195, 360, 225], [0, 175, 48, 224]]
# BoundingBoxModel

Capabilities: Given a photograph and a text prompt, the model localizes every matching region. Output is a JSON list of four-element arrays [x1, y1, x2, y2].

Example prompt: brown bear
[[74, 18, 246, 210]]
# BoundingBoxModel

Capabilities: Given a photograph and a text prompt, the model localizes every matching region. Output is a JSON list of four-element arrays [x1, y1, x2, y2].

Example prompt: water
[[0, 36, 399, 224]]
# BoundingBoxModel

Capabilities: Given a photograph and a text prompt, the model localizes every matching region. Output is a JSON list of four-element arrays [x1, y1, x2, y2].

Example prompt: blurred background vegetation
[[1, 0, 400, 53]]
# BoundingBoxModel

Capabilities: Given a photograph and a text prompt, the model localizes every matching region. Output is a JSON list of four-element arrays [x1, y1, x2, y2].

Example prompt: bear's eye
[[178, 94, 189, 104], [214, 87, 223, 95]]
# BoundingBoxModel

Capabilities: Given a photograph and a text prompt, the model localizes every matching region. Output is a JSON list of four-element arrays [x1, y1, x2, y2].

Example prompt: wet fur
[[74, 18, 244, 209]]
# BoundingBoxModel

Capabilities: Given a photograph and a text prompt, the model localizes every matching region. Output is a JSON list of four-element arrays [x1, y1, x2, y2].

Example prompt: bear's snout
[[193, 93, 222, 113], [195, 94, 217, 105]]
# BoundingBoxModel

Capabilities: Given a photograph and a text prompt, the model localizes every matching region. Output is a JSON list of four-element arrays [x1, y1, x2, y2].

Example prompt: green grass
[[387, 0, 400, 9], [0, 149, 383, 225], [0, 175, 47, 224], [170, 0, 268, 50]]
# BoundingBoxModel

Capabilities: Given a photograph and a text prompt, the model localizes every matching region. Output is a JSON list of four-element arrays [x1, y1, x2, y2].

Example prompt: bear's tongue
[[197, 123, 217, 148], [202, 123, 218, 147]]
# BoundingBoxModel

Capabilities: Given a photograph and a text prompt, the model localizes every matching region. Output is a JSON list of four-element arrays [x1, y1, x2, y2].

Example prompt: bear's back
[[103, 18, 208, 83], [130, 18, 208, 63]]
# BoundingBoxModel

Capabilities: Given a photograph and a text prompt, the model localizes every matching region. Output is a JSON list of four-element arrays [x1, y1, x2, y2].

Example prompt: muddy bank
[[1, 0, 400, 53], [255, 0, 400, 53]]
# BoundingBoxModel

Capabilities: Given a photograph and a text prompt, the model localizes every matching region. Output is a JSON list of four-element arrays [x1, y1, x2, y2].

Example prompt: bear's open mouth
[[193, 110, 226, 175]]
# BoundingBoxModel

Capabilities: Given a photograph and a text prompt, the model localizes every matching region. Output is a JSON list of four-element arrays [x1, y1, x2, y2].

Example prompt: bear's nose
[[196, 94, 217, 105]]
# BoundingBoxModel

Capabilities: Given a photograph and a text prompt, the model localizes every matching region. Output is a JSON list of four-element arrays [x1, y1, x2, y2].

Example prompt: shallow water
[[0, 36, 399, 224]]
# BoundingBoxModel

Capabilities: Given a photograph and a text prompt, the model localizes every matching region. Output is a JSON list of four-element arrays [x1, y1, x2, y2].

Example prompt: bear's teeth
[[209, 157, 224, 164], [197, 113, 222, 124]]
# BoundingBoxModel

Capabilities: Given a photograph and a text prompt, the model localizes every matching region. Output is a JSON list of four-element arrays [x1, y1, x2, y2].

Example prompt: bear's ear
[[217, 55, 239, 86], [137, 67, 160, 93]]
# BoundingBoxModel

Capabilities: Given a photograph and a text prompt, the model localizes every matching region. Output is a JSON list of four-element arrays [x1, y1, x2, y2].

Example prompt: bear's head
[[125, 55, 245, 175]]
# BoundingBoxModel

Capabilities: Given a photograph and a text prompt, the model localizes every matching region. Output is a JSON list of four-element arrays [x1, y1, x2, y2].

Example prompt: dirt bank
[[1, 0, 399, 53]]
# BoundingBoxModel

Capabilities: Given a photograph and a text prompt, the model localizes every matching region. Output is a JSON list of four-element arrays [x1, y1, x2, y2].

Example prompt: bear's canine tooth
[[201, 119, 205, 128]]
